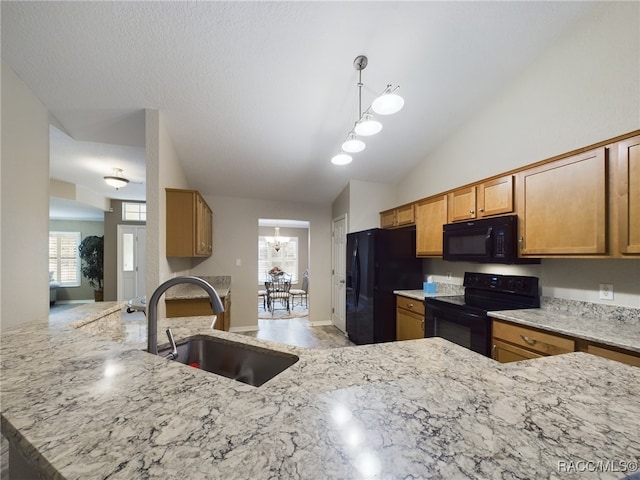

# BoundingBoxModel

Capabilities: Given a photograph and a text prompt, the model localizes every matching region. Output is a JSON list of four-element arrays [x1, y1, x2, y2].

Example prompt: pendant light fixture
[[330, 55, 404, 166], [273, 227, 282, 252], [104, 168, 129, 189]]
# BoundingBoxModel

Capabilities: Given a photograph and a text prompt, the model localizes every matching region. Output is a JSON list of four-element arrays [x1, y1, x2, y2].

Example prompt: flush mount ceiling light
[[330, 55, 404, 166], [104, 168, 129, 189]]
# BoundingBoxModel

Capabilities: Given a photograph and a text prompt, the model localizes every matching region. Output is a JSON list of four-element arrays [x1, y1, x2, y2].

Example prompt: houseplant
[[78, 235, 104, 301]]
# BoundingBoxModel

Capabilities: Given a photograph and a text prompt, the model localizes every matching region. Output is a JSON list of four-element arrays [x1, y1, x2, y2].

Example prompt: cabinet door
[[396, 204, 415, 226], [587, 344, 640, 368], [448, 186, 477, 222], [416, 195, 448, 256], [195, 194, 213, 256], [380, 210, 396, 229], [478, 175, 514, 218], [618, 136, 640, 254], [396, 310, 424, 341], [518, 148, 607, 255], [492, 320, 574, 356]]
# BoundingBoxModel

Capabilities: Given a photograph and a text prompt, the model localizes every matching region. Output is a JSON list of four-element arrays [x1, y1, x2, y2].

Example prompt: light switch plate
[[599, 283, 613, 300]]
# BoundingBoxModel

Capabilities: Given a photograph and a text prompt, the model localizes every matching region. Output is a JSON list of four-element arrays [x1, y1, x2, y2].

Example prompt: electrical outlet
[[235, 258, 242, 267], [599, 283, 614, 300]]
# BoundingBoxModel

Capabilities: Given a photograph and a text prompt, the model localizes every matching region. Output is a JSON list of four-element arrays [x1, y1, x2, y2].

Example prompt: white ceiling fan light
[[331, 153, 353, 166], [104, 168, 130, 189], [371, 86, 404, 115], [342, 133, 366, 153]]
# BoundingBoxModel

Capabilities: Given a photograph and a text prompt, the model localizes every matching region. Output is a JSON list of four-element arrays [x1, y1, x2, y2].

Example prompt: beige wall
[[145, 109, 191, 318], [396, 2, 640, 204], [395, 2, 640, 308], [331, 180, 394, 234], [190, 195, 332, 330], [1, 61, 50, 329]]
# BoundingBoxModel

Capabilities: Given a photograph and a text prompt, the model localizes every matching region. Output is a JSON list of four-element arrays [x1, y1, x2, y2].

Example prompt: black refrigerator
[[346, 227, 424, 345]]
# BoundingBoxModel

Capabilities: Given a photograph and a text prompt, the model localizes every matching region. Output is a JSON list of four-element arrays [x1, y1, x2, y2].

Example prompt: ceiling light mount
[[331, 55, 404, 166], [104, 168, 130, 190]]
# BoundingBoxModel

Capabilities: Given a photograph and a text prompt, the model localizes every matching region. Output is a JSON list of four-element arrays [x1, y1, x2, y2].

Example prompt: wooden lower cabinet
[[166, 294, 231, 331], [492, 320, 574, 362], [493, 320, 639, 368], [396, 296, 425, 341], [583, 343, 640, 368]]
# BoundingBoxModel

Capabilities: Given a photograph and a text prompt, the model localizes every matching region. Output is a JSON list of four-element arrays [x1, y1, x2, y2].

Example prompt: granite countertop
[[1, 304, 639, 479], [164, 275, 230, 300], [489, 304, 640, 354]]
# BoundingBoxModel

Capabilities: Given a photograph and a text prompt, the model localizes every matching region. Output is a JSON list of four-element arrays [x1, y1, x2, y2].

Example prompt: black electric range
[[424, 272, 540, 357]]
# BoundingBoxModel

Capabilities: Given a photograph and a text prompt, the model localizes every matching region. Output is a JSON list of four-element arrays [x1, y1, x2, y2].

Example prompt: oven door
[[424, 300, 491, 357]]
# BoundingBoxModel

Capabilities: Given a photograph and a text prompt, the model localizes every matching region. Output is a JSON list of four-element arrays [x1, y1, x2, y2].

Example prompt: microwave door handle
[[485, 227, 493, 255]]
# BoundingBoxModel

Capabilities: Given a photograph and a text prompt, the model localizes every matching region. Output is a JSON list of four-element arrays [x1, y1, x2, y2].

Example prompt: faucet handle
[[164, 328, 178, 360]]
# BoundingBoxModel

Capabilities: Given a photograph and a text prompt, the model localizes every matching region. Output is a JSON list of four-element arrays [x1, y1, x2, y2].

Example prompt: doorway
[[117, 225, 146, 301], [331, 214, 347, 333], [257, 219, 310, 320]]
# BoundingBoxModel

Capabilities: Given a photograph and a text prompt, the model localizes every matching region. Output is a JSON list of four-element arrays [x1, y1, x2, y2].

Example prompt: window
[[49, 232, 81, 287], [258, 236, 298, 284], [122, 202, 146, 222]]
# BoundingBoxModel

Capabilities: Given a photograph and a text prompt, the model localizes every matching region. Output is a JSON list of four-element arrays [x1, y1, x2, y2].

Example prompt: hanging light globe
[[354, 114, 382, 136], [372, 88, 404, 115], [342, 134, 366, 153], [331, 153, 353, 166]]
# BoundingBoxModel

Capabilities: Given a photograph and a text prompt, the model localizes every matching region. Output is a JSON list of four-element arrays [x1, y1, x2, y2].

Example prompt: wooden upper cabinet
[[416, 195, 448, 257], [448, 186, 477, 222], [517, 148, 607, 256], [380, 209, 396, 228], [380, 204, 415, 229], [617, 135, 640, 255], [166, 188, 213, 258], [448, 175, 514, 222], [478, 175, 514, 218]]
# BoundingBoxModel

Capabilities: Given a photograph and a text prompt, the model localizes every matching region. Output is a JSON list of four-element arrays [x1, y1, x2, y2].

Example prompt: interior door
[[117, 225, 146, 301], [332, 214, 347, 333]]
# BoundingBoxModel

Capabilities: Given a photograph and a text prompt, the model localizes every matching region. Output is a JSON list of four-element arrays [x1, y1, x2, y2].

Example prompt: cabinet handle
[[407, 303, 414, 309], [520, 334, 537, 345], [519, 236, 524, 250], [479, 208, 484, 212], [469, 210, 475, 214], [492, 344, 497, 359]]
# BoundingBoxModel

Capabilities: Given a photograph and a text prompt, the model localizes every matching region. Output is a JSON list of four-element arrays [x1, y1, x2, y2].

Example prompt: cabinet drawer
[[492, 321, 574, 356], [492, 339, 544, 363], [396, 296, 425, 316], [587, 344, 640, 368]]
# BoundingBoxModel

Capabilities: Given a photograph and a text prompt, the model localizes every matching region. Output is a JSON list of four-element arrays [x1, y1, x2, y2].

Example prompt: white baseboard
[[54, 300, 94, 305], [309, 320, 332, 326], [229, 325, 259, 333]]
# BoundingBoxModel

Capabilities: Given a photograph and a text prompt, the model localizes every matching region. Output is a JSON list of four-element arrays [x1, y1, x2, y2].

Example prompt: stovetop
[[425, 272, 540, 312]]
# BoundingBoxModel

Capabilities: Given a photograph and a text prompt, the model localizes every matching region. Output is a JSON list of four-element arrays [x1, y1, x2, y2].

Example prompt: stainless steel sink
[[157, 335, 299, 387]]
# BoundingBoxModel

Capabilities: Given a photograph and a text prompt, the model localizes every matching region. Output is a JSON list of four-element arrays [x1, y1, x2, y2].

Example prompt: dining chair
[[290, 270, 309, 308], [265, 278, 291, 314]]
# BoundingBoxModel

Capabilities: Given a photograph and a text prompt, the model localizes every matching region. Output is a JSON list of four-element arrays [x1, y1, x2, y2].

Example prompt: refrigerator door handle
[[354, 239, 361, 307]]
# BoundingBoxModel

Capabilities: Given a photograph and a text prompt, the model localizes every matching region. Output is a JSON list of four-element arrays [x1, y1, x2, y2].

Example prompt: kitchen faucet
[[147, 276, 225, 355]]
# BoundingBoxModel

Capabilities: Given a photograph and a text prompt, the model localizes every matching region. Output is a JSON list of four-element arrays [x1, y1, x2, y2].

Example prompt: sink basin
[[157, 335, 299, 387]]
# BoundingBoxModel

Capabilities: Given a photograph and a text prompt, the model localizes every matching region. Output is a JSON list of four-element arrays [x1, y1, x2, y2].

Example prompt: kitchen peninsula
[[1, 304, 639, 479]]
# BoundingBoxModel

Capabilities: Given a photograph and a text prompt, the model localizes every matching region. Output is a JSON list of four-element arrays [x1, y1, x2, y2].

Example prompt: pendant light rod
[[331, 55, 404, 166]]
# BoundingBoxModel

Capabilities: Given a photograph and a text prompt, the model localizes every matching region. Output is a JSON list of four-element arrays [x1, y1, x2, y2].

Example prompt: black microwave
[[442, 215, 538, 264]]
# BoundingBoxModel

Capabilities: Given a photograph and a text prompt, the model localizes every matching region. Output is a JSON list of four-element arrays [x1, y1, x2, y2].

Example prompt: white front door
[[332, 214, 347, 333], [117, 225, 146, 301]]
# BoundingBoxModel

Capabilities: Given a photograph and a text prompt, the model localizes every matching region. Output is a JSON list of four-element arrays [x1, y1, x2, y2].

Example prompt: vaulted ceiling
[[2, 1, 598, 217]]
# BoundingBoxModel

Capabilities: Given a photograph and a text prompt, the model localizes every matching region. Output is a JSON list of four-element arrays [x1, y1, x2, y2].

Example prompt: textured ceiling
[[2, 1, 597, 212]]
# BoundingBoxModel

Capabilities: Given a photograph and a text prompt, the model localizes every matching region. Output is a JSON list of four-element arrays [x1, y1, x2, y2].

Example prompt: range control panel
[[464, 272, 538, 296]]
